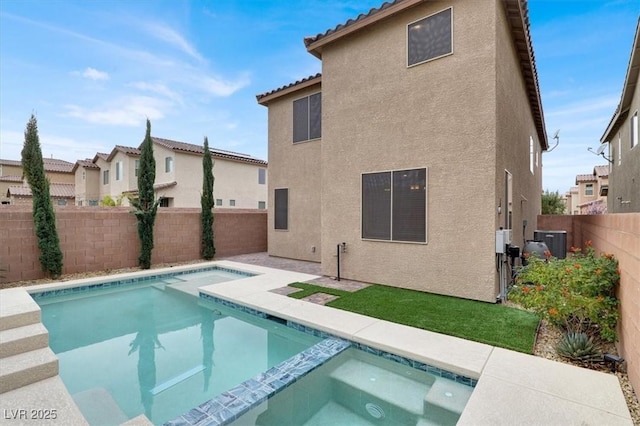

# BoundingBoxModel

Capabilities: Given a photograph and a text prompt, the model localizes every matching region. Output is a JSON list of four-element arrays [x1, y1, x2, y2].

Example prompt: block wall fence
[[538, 213, 639, 396], [0, 206, 267, 284]]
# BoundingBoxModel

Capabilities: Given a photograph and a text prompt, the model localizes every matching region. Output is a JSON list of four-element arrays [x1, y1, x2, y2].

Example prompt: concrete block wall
[[538, 213, 640, 396], [0, 206, 267, 283]]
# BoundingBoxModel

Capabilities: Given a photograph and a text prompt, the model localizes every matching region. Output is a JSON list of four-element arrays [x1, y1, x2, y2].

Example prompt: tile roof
[[8, 183, 75, 198], [106, 145, 141, 162], [0, 175, 23, 182], [93, 152, 109, 162], [150, 137, 267, 165], [71, 159, 100, 173], [123, 181, 177, 194], [0, 159, 22, 166], [256, 73, 322, 104], [575, 174, 597, 183], [593, 165, 609, 178], [42, 158, 75, 173]]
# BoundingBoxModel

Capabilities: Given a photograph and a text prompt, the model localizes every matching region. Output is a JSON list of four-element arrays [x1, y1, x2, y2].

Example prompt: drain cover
[[365, 403, 385, 419]]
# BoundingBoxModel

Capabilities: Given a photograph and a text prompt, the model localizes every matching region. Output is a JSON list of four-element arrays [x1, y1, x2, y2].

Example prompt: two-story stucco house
[[601, 18, 640, 213], [573, 165, 609, 214], [257, 0, 548, 302], [1, 158, 75, 206]]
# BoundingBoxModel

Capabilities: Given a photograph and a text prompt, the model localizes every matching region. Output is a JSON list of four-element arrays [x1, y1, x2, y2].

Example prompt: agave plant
[[556, 332, 602, 363]]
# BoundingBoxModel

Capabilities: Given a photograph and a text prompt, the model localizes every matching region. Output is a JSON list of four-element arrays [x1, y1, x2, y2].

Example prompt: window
[[632, 111, 638, 149], [258, 168, 266, 185], [258, 201, 266, 210], [585, 183, 594, 196], [116, 161, 123, 181], [216, 199, 222, 206], [82, 171, 86, 180], [103, 170, 109, 185], [529, 136, 534, 174], [229, 199, 236, 207], [407, 7, 452, 67], [56, 199, 67, 206], [274, 188, 288, 230], [159, 198, 171, 207], [293, 93, 321, 143], [362, 168, 426, 242], [618, 134, 622, 165], [135, 159, 140, 177], [78, 200, 83, 206], [89, 200, 99, 206], [165, 156, 174, 173]]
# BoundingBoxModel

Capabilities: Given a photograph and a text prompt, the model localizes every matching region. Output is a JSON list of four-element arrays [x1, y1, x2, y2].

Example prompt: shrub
[[556, 332, 602, 363], [509, 241, 619, 342]]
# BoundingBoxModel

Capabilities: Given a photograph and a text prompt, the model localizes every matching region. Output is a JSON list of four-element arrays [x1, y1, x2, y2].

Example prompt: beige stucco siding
[[266, 84, 322, 262], [74, 167, 100, 205], [317, 0, 499, 301]]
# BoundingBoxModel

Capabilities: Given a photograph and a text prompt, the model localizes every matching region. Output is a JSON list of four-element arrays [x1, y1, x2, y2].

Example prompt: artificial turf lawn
[[288, 282, 539, 354]]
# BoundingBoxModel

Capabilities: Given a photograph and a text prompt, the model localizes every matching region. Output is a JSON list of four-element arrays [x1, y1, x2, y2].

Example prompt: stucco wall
[[538, 213, 640, 395], [317, 0, 504, 302], [0, 206, 267, 283]]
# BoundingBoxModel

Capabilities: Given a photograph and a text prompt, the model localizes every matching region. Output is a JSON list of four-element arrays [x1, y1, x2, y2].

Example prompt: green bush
[[555, 332, 602, 363], [509, 241, 619, 342]]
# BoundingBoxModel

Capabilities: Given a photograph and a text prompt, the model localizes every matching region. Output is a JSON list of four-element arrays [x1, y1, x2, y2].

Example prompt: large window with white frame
[[293, 93, 321, 143], [632, 111, 638, 149], [115, 161, 123, 181], [407, 7, 453, 67], [362, 168, 427, 243]]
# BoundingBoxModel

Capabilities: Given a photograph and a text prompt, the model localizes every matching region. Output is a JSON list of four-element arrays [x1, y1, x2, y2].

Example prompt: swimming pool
[[34, 268, 321, 425]]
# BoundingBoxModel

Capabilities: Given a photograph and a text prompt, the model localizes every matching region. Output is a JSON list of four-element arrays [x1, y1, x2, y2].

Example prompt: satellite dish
[[552, 129, 560, 139], [596, 145, 606, 155]]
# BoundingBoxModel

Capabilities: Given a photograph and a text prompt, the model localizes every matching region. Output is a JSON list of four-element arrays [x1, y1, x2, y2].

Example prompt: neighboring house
[[257, 0, 547, 302], [78, 139, 268, 209], [600, 18, 640, 212], [574, 165, 608, 214], [1, 157, 75, 205], [564, 186, 580, 215]]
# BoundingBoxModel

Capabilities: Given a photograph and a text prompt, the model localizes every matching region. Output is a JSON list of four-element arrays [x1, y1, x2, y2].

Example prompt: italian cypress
[[131, 119, 160, 269], [201, 137, 215, 259], [21, 114, 63, 278]]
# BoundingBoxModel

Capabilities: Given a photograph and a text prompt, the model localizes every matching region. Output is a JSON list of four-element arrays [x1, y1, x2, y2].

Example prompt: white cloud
[[198, 73, 251, 97], [79, 67, 110, 81], [142, 22, 205, 62], [129, 81, 183, 103], [64, 96, 170, 127]]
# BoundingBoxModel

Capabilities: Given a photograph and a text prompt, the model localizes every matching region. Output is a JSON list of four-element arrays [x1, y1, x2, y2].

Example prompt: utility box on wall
[[534, 230, 567, 259]]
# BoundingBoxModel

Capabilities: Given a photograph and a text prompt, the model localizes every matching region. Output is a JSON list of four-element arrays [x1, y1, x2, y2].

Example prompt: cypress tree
[[131, 119, 160, 269], [21, 114, 63, 278], [201, 137, 215, 259]]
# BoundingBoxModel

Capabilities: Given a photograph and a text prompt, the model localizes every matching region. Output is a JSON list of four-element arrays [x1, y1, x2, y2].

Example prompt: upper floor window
[[165, 156, 174, 173], [407, 7, 453, 67], [135, 159, 140, 177], [529, 137, 534, 174], [632, 111, 638, 149], [618, 134, 622, 165], [115, 161, 123, 181], [293, 93, 321, 143], [585, 183, 594, 196], [103, 170, 109, 185], [258, 168, 266, 185], [362, 168, 427, 243]]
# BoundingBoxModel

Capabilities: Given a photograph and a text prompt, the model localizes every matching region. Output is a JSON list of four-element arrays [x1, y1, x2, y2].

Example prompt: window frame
[[361, 167, 428, 243], [632, 110, 638, 149], [585, 183, 594, 196], [135, 159, 140, 177], [529, 136, 534, 174], [407, 7, 453, 68], [215, 199, 222, 206], [258, 201, 266, 210], [103, 170, 109, 185], [115, 161, 123, 181], [165, 156, 174, 173], [274, 188, 289, 231], [229, 199, 236, 207], [258, 168, 266, 185], [292, 92, 322, 143]]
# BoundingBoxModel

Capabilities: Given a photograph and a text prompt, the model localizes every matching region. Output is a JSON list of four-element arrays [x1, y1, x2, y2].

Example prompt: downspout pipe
[[336, 244, 341, 281]]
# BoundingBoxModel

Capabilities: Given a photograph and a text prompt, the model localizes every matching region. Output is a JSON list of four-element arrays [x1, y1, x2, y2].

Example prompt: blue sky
[[0, 0, 638, 194]]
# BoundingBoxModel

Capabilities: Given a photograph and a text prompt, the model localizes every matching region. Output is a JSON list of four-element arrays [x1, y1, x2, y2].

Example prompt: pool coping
[[0, 260, 633, 426]]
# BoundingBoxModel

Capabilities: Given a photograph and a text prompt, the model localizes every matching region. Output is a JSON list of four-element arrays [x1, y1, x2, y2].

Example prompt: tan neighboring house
[[76, 139, 268, 209], [257, 0, 547, 302], [564, 186, 580, 215], [1, 158, 75, 206], [600, 18, 640, 213], [574, 165, 609, 214]]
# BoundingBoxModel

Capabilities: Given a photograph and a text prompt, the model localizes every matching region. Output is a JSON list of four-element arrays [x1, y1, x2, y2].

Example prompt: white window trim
[[618, 133, 622, 165], [406, 7, 454, 68], [360, 167, 428, 244], [116, 161, 123, 181], [165, 156, 174, 173], [585, 183, 594, 196], [632, 110, 638, 149], [529, 136, 534, 174]]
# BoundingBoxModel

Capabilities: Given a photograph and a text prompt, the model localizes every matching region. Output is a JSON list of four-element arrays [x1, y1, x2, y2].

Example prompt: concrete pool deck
[[0, 259, 633, 425]]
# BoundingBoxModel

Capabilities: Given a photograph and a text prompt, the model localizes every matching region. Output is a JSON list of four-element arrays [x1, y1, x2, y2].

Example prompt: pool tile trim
[[165, 338, 351, 426], [30, 266, 255, 300]]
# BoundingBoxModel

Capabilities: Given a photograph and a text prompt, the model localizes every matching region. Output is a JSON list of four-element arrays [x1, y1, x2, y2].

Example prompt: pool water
[[233, 348, 474, 426], [37, 273, 320, 425]]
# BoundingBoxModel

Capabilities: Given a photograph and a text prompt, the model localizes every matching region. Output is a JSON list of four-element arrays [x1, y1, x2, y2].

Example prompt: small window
[[89, 200, 99, 206], [216, 199, 222, 206], [116, 161, 123, 181], [103, 170, 109, 185], [585, 183, 594, 196], [165, 156, 174, 173], [258, 201, 266, 210], [82, 171, 86, 180], [632, 111, 638, 149], [274, 188, 288, 230], [258, 168, 266, 185], [159, 198, 171, 208], [56, 199, 67, 206], [135, 159, 140, 177], [229, 199, 236, 207], [407, 7, 453, 67], [293, 93, 321, 143], [618, 134, 622, 165], [529, 137, 534, 174], [362, 168, 427, 242], [78, 200, 83, 206]]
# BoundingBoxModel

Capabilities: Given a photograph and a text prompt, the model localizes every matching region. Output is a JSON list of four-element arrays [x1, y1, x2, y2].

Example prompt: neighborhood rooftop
[[150, 137, 268, 165]]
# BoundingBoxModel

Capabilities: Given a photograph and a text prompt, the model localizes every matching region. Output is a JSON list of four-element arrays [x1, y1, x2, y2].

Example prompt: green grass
[[289, 282, 539, 353]]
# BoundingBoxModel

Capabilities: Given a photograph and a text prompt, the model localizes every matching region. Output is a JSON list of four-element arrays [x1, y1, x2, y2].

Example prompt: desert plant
[[21, 114, 63, 278], [201, 136, 215, 260], [556, 332, 602, 363], [509, 241, 620, 341], [100, 195, 116, 206], [131, 119, 161, 269]]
